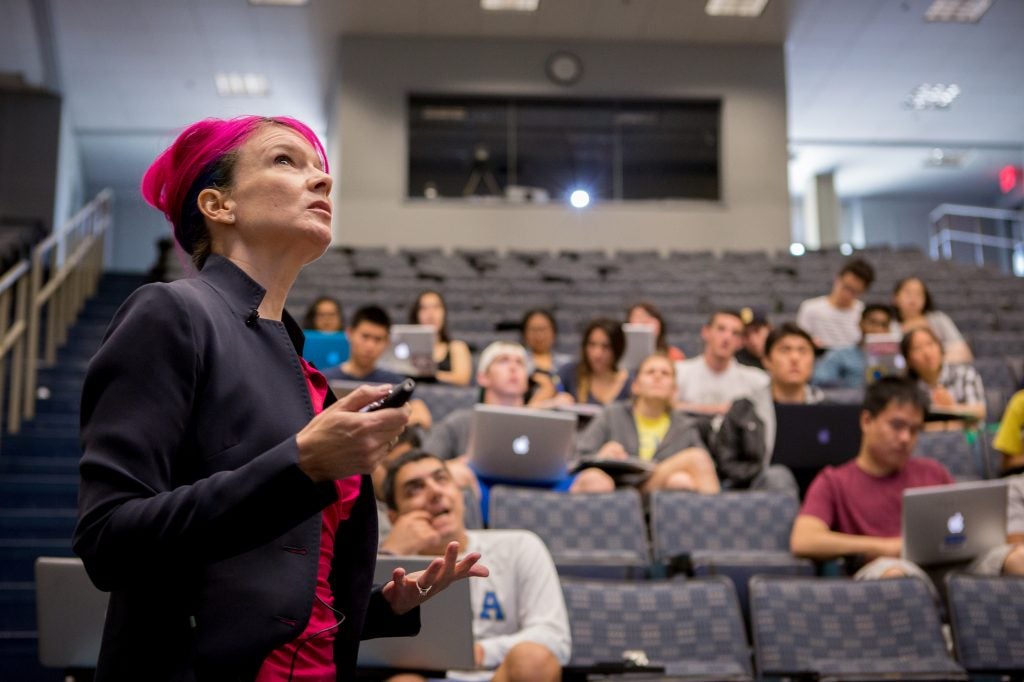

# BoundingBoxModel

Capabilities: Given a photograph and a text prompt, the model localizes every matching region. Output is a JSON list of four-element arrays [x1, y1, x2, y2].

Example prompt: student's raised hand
[[296, 384, 411, 482], [382, 541, 488, 615]]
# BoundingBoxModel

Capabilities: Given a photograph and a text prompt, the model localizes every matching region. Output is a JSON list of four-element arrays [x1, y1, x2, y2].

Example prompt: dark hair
[[900, 327, 943, 379], [705, 309, 744, 328], [578, 317, 626, 402], [764, 322, 815, 357], [350, 304, 391, 332], [839, 258, 875, 289], [381, 449, 445, 511], [409, 290, 450, 343], [301, 296, 344, 331], [892, 277, 934, 320], [627, 301, 669, 352], [861, 303, 893, 322], [178, 157, 235, 270], [862, 375, 929, 418], [520, 308, 559, 337]]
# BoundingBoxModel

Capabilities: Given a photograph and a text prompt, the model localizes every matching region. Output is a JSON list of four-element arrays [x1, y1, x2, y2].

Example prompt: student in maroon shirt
[[791, 376, 1024, 580]]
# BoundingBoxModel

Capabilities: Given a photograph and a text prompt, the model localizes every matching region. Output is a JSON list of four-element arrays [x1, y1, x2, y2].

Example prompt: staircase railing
[[0, 189, 113, 439]]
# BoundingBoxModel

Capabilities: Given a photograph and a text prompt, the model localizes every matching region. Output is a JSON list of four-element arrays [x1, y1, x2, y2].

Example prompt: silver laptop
[[35, 557, 109, 669], [620, 323, 657, 372], [902, 479, 1008, 566], [357, 555, 476, 671], [380, 324, 437, 377], [467, 404, 578, 482]]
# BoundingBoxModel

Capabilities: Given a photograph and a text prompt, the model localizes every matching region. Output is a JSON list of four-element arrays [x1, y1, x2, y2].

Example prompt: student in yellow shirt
[[994, 390, 1024, 475], [575, 354, 720, 493]]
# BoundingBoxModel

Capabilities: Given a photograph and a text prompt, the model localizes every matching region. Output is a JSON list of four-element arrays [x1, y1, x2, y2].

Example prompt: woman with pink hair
[[73, 116, 485, 680]]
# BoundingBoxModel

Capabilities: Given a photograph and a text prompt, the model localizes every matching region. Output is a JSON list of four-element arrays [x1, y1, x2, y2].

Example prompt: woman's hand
[[382, 541, 489, 615], [295, 385, 411, 482]]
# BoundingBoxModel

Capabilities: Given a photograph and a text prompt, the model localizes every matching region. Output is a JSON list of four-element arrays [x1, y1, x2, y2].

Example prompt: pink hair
[[140, 116, 328, 252]]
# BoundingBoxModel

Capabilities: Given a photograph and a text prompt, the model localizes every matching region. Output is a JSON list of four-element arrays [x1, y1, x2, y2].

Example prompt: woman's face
[[311, 300, 343, 332], [523, 313, 555, 354], [416, 293, 445, 330], [627, 307, 661, 337], [585, 328, 615, 373], [213, 125, 333, 262], [894, 279, 926, 318], [907, 330, 943, 376]]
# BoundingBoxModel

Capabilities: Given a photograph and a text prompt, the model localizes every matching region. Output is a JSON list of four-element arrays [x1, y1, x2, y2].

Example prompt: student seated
[[380, 450, 571, 682], [409, 289, 473, 386], [674, 309, 769, 417], [891, 276, 973, 364], [575, 353, 720, 494], [322, 304, 432, 428], [301, 295, 344, 332], [812, 303, 893, 389], [626, 301, 686, 361], [557, 318, 631, 406], [902, 327, 985, 425], [993, 390, 1024, 476], [424, 342, 614, 514], [790, 376, 1023, 583], [735, 308, 771, 369], [715, 323, 821, 496], [796, 258, 875, 350]]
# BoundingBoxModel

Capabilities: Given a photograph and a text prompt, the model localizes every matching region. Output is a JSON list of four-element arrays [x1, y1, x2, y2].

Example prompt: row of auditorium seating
[[561, 573, 1023, 681]]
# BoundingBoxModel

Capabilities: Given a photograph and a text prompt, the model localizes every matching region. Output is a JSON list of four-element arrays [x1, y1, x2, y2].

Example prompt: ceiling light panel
[[215, 73, 270, 97], [248, 0, 309, 5], [924, 0, 993, 23], [481, 0, 540, 11], [905, 83, 961, 110], [705, 0, 771, 18]]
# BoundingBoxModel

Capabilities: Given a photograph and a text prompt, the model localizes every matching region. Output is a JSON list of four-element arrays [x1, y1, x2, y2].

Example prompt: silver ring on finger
[[415, 580, 432, 596]]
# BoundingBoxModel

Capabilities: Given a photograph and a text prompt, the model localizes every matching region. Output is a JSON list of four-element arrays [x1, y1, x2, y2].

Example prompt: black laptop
[[772, 403, 862, 495]]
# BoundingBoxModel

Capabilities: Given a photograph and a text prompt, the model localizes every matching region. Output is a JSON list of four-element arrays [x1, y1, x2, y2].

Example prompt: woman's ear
[[197, 187, 235, 225]]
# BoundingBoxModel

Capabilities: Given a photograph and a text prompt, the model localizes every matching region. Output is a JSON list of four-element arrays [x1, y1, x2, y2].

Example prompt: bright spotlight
[[569, 189, 590, 208], [839, 243, 854, 256], [790, 243, 806, 257]]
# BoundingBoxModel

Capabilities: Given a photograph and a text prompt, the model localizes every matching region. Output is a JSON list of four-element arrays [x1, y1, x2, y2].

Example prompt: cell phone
[[360, 378, 416, 412]]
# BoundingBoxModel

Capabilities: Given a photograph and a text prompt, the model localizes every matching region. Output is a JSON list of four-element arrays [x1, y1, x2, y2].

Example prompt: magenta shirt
[[256, 358, 362, 682], [800, 457, 953, 538]]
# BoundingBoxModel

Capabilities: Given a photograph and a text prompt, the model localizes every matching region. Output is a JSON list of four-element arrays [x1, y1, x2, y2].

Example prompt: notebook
[[902, 479, 1008, 566], [380, 324, 437, 377], [302, 331, 350, 371], [620, 323, 657, 372], [467, 404, 578, 482], [357, 555, 476, 671], [35, 557, 109, 669]]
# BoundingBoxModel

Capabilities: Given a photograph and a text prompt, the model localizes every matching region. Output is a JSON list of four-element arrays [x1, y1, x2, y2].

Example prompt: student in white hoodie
[[381, 450, 570, 682]]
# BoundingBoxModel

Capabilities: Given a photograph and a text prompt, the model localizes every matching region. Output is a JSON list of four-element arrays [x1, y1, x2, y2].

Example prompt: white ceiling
[[2, 0, 1022, 204]]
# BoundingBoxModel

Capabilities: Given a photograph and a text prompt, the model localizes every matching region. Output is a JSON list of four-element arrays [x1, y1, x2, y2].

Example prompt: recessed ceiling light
[[481, 0, 540, 11], [924, 0, 992, 23], [215, 73, 270, 97], [248, 0, 308, 5], [905, 83, 960, 110], [923, 148, 971, 168], [705, 0, 771, 18]]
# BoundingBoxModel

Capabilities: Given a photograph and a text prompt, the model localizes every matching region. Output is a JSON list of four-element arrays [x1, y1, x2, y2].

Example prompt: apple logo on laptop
[[512, 435, 530, 456], [394, 343, 410, 360], [817, 428, 831, 445], [947, 512, 965, 535]]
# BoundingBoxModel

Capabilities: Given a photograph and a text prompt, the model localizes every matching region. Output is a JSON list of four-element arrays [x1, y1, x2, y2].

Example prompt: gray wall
[[329, 37, 790, 254]]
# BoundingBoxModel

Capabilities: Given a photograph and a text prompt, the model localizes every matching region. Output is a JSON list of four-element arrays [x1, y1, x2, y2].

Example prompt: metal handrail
[[0, 260, 31, 441], [22, 189, 112, 425]]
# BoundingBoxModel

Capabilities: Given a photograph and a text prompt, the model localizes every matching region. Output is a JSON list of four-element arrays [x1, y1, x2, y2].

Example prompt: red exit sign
[[1000, 165, 1022, 194]]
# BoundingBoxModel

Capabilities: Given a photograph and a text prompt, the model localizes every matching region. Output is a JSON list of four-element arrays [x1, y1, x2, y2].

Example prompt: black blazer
[[74, 255, 417, 681]]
